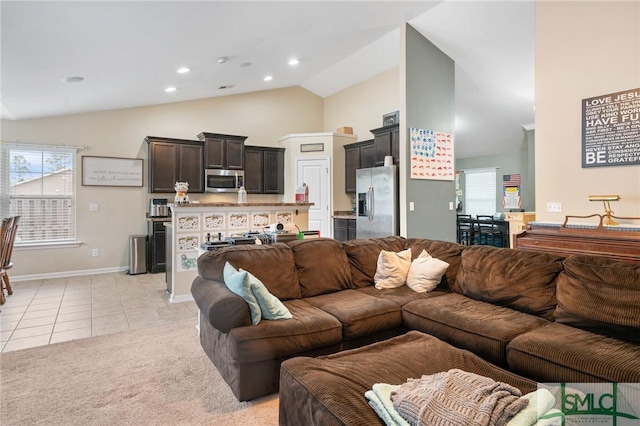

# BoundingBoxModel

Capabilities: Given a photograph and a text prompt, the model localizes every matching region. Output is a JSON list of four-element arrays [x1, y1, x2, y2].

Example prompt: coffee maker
[[149, 198, 169, 217]]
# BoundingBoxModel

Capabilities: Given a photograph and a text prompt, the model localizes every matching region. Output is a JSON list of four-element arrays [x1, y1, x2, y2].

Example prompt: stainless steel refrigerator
[[356, 165, 398, 238]]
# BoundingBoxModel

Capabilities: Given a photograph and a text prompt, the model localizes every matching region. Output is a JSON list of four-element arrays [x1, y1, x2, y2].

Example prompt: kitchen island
[[166, 202, 312, 302]]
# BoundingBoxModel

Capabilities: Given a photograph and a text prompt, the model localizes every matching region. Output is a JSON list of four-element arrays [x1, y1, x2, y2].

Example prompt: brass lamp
[[588, 195, 621, 226]]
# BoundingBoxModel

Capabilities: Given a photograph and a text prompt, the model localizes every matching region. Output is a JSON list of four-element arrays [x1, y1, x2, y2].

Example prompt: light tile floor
[[0, 272, 198, 353]]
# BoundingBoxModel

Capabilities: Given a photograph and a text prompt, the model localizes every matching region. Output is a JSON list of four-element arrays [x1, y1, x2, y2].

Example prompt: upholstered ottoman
[[279, 331, 537, 426]]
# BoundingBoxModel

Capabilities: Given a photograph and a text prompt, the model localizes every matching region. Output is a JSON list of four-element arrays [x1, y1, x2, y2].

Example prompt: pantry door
[[296, 157, 330, 237]]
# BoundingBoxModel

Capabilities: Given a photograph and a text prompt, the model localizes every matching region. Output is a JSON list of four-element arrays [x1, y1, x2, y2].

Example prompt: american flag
[[503, 174, 521, 187]]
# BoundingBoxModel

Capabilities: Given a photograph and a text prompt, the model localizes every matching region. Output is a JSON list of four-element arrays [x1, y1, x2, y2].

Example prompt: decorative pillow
[[246, 269, 292, 321], [374, 248, 412, 289], [223, 262, 262, 325], [406, 250, 450, 293]]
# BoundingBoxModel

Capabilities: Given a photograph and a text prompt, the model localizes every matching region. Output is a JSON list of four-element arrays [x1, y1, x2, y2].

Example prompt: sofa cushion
[[402, 293, 549, 367], [227, 299, 342, 364], [303, 289, 402, 340], [554, 254, 640, 343], [357, 285, 449, 307], [288, 238, 352, 297], [455, 246, 564, 320], [507, 322, 640, 383], [342, 236, 407, 288], [197, 243, 301, 300], [406, 238, 465, 291], [374, 248, 412, 289]]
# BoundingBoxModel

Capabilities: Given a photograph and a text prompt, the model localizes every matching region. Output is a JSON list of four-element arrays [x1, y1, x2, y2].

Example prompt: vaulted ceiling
[[1, 1, 534, 159]]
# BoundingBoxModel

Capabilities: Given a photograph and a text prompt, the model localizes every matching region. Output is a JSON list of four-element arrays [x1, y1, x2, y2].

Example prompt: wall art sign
[[82, 156, 143, 187], [409, 128, 454, 180], [582, 87, 640, 168], [300, 143, 324, 152], [502, 174, 521, 209]]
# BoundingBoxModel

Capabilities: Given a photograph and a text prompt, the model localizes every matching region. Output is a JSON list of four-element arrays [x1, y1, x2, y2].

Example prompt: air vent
[[218, 84, 235, 90]]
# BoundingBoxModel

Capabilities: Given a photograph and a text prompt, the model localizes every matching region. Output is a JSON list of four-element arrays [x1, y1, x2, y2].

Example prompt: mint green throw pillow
[[223, 262, 262, 325], [223, 262, 292, 324], [246, 270, 292, 320]]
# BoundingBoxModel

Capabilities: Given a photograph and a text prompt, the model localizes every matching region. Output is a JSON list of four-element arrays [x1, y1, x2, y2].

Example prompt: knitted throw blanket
[[391, 369, 528, 426]]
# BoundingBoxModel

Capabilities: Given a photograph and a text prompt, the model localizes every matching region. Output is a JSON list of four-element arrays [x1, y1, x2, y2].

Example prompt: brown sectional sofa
[[191, 236, 640, 404]]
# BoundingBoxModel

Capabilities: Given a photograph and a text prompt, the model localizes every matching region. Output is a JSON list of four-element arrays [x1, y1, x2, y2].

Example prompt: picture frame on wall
[[81, 156, 143, 187], [383, 110, 399, 126]]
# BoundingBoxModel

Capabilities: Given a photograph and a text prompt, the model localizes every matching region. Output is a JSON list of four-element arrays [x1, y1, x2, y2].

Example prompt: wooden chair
[[0, 216, 20, 305], [475, 215, 503, 247], [456, 214, 475, 245]]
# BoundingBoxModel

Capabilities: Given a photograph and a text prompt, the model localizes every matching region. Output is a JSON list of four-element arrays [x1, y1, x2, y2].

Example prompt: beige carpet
[[0, 320, 279, 425]]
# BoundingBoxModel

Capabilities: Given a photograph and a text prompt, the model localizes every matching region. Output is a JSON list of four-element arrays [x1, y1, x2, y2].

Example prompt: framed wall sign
[[582, 87, 640, 168], [82, 156, 143, 187], [300, 143, 324, 152]]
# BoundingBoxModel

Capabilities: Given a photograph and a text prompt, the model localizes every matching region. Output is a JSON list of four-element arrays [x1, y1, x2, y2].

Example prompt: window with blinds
[[464, 168, 496, 217], [1, 144, 76, 244]]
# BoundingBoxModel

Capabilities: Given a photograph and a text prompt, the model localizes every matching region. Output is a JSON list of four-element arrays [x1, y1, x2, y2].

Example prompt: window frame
[[1, 143, 80, 248], [463, 167, 497, 218]]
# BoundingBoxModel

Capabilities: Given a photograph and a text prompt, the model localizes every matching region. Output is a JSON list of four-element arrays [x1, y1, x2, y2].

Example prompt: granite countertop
[[333, 210, 356, 219], [147, 216, 172, 222], [170, 202, 314, 208]]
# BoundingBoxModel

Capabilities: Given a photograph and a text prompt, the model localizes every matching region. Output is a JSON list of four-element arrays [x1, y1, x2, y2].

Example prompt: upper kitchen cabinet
[[146, 136, 204, 193], [197, 132, 247, 170], [344, 139, 374, 193], [371, 123, 399, 166], [244, 146, 285, 194]]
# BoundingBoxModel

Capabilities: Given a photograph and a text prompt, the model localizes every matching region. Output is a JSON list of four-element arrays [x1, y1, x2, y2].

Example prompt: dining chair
[[475, 215, 503, 247], [0, 216, 20, 305], [456, 214, 474, 245]]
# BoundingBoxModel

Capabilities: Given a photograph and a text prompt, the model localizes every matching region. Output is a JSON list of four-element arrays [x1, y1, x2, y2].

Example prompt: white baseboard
[[170, 293, 195, 304], [13, 266, 130, 282]]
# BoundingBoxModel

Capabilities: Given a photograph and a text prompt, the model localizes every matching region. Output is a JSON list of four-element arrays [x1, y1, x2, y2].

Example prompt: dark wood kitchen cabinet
[[244, 146, 285, 194], [146, 136, 204, 193], [197, 132, 247, 170], [344, 139, 374, 193], [371, 123, 399, 166], [333, 218, 356, 241], [147, 219, 167, 273]]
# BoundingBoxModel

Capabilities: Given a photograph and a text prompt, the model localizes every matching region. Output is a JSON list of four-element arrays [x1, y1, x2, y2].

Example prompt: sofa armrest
[[191, 276, 252, 333]]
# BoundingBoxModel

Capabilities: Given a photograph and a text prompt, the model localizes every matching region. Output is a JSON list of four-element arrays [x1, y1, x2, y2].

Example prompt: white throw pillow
[[406, 250, 450, 293], [374, 248, 412, 289]]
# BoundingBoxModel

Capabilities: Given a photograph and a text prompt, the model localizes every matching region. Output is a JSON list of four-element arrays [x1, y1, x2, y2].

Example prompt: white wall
[[2, 86, 324, 278], [535, 1, 640, 223], [323, 67, 400, 142]]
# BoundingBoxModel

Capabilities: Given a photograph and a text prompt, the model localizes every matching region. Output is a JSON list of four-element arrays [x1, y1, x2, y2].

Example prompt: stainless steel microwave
[[205, 169, 244, 193]]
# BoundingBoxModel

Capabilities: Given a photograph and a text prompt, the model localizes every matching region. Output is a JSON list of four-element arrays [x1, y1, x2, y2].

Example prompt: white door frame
[[296, 156, 331, 237]]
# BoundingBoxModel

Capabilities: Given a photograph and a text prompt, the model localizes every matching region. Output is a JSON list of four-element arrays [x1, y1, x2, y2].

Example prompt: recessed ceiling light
[[177, 67, 190, 74], [217, 57, 227, 64], [288, 58, 300, 66], [165, 86, 177, 93], [62, 76, 84, 83], [263, 75, 273, 82]]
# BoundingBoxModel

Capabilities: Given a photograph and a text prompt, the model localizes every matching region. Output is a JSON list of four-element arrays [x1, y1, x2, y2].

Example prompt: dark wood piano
[[513, 214, 640, 264]]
